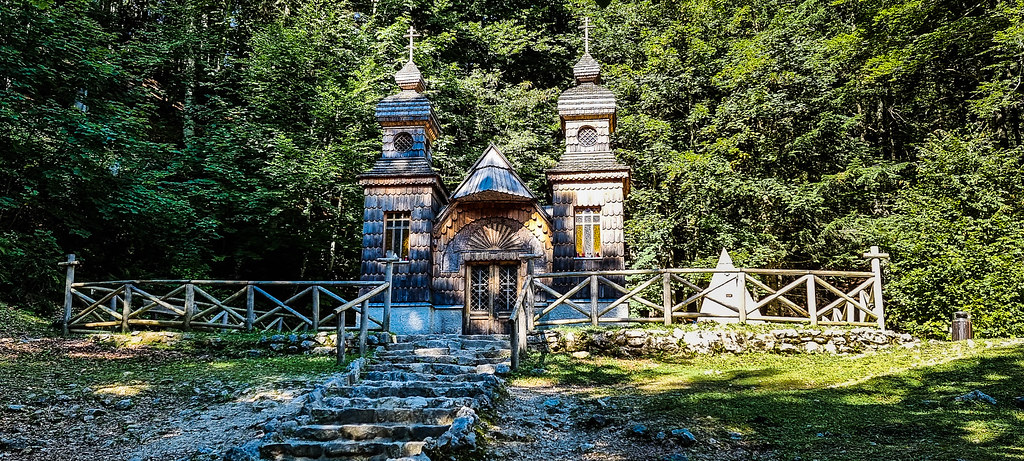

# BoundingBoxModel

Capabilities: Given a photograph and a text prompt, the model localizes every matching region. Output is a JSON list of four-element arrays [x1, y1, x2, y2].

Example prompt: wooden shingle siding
[[548, 178, 627, 299], [431, 201, 554, 307], [360, 181, 445, 304]]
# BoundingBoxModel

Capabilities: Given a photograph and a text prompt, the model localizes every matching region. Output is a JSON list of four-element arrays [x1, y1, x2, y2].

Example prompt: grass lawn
[[512, 339, 1024, 461], [0, 304, 350, 401]]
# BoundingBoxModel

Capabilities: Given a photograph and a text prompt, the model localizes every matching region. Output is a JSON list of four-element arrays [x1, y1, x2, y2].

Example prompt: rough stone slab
[[458, 339, 511, 350], [328, 382, 485, 399], [364, 363, 480, 375], [309, 407, 459, 425], [295, 423, 447, 442], [362, 371, 501, 383], [318, 396, 476, 410]]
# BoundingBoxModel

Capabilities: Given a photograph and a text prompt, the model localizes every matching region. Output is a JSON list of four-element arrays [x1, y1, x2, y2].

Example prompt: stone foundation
[[527, 327, 919, 356]]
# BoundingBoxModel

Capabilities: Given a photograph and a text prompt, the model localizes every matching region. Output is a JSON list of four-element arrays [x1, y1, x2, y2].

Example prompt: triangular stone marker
[[698, 248, 763, 323]]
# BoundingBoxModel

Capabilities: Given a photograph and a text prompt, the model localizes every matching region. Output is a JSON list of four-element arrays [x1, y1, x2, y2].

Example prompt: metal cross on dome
[[580, 17, 596, 55], [404, 25, 421, 62]]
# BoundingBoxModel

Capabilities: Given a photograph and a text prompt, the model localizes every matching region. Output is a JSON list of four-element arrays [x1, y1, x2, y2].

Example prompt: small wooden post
[[336, 310, 346, 366], [517, 299, 528, 353], [737, 272, 747, 324], [182, 283, 196, 331], [245, 284, 255, 331], [382, 255, 397, 332], [510, 307, 520, 370], [121, 284, 133, 333], [359, 299, 369, 356], [59, 254, 79, 336], [662, 272, 672, 325], [521, 255, 539, 331], [312, 286, 321, 331], [806, 275, 817, 326], [590, 275, 599, 326], [864, 246, 889, 330]]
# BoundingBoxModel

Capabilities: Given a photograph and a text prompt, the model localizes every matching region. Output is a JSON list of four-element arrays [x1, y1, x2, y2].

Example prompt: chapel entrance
[[466, 263, 518, 335]]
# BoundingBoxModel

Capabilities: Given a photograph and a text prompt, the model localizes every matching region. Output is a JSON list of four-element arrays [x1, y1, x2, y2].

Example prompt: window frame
[[383, 211, 411, 260], [574, 207, 602, 258]]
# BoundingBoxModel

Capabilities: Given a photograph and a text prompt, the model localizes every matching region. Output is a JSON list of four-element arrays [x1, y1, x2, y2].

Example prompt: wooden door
[[466, 263, 517, 335]]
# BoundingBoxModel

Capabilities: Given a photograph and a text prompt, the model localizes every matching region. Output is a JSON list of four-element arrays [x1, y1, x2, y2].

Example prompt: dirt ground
[[0, 334, 311, 461]]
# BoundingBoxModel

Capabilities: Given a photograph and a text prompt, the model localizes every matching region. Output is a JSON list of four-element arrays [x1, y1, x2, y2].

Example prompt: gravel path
[[485, 386, 777, 461]]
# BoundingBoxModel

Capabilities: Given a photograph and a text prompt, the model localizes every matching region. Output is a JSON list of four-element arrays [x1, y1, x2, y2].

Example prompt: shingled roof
[[547, 150, 629, 173], [360, 156, 439, 178], [450, 144, 536, 202], [376, 91, 437, 124]]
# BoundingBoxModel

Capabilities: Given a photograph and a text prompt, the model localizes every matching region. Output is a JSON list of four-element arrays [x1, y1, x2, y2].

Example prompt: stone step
[[395, 334, 509, 342], [377, 348, 510, 360], [328, 381, 486, 399], [362, 371, 502, 383], [377, 354, 509, 366], [308, 406, 459, 425], [319, 396, 476, 410], [295, 423, 449, 442], [386, 338, 510, 351], [260, 440, 425, 461], [459, 339, 511, 350], [379, 347, 451, 356], [363, 362, 481, 375]]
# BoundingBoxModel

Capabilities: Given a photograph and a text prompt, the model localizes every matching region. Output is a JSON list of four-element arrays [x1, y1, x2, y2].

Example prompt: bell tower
[[547, 18, 630, 278], [358, 27, 447, 315]]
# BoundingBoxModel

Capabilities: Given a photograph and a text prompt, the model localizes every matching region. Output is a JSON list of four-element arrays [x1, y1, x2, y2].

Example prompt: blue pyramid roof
[[451, 144, 535, 202]]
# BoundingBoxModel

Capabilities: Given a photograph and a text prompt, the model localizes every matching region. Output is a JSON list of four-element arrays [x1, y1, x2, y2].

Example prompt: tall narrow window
[[574, 207, 601, 258], [384, 212, 411, 259]]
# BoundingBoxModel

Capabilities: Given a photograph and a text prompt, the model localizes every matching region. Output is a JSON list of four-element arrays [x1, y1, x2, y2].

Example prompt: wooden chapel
[[358, 24, 630, 335]]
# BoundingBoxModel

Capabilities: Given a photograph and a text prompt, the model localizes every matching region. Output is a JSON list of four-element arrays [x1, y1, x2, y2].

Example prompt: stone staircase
[[259, 334, 511, 461]]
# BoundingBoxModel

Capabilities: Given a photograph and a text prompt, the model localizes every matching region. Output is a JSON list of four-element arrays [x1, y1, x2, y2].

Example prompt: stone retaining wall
[[255, 332, 391, 356], [528, 327, 919, 356]]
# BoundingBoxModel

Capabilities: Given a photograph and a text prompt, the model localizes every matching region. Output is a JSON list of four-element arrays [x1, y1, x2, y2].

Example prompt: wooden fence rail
[[509, 247, 889, 368], [59, 254, 401, 338]]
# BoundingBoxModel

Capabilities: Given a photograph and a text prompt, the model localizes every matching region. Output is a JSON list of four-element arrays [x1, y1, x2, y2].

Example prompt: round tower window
[[393, 132, 414, 153], [578, 126, 598, 147]]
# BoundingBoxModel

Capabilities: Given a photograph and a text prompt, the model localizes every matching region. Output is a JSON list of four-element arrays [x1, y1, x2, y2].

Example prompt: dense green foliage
[[1, 0, 1021, 336]]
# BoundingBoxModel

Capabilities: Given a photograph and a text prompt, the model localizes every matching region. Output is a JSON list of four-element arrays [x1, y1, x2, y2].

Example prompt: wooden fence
[[510, 247, 889, 368], [59, 254, 401, 361]]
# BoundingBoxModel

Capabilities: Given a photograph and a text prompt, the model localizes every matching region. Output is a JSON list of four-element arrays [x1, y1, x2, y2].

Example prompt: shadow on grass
[[0, 335, 348, 403], [516, 344, 1024, 461]]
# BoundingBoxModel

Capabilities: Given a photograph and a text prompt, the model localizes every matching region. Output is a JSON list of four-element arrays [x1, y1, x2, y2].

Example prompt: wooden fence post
[[336, 311, 346, 367], [59, 254, 79, 336], [312, 286, 321, 331], [590, 275, 599, 326], [864, 245, 889, 330], [806, 275, 817, 326], [522, 255, 538, 331], [245, 284, 255, 331], [662, 272, 672, 325], [121, 284, 132, 333], [359, 299, 370, 356], [182, 283, 195, 331], [510, 307, 520, 370], [517, 299, 528, 353], [382, 256, 396, 332], [737, 272, 747, 324]]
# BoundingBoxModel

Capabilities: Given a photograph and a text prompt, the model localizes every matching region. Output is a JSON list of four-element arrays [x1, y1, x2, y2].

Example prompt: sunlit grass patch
[[510, 339, 1024, 460]]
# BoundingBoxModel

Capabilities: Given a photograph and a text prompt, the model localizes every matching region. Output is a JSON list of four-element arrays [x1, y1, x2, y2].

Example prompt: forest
[[1, 0, 1021, 337]]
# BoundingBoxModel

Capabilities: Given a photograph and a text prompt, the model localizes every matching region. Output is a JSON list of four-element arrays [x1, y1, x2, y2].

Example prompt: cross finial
[[579, 17, 596, 55], [404, 25, 421, 62]]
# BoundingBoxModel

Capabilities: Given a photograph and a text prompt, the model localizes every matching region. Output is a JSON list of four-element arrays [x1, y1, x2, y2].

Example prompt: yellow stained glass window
[[574, 207, 601, 258]]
